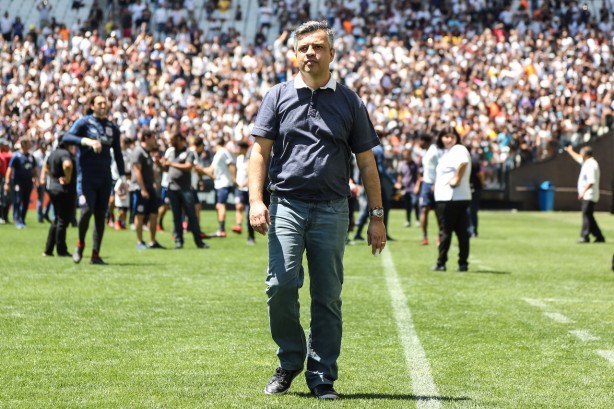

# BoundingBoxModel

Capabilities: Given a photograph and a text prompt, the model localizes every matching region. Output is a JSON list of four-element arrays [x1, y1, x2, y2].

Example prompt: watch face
[[371, 208, 384, 217]]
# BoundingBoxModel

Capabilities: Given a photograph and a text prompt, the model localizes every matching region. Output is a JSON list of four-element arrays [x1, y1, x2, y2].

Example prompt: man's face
[[91, 96, 108, 119], [20, 140, 31, 152], [145, 134, 157, 150], [295, 30, 334, 77], [172, 136, 185, 149]]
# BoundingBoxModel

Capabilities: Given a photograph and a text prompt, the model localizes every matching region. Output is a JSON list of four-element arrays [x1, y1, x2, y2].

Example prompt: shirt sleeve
[[348, 99, 380, 154], [251, 86, 279, 140], [112, 126, 125, 176], [61, 118, 87, 145]]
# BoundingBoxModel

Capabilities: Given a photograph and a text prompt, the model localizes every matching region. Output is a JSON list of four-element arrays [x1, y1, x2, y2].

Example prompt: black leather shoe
[[458, 264, 468, 272], [432, 264, 446, 272], [264, 367, 302, 395], [594, 237, 606, 243], [90, 256, 107, 265], [311, 384, 339, 400]]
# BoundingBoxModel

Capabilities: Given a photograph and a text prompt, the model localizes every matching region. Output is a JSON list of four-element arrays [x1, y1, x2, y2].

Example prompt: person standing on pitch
[[62, 94, 127, 265], [160, 132, 208, 249], [248, 20, 386, 400], [131, 129, 164, 249], [432, 126, 472, 272], [565, 145, 606, 243], [42, 136, 77, 257], [4, 136, 38, 229]]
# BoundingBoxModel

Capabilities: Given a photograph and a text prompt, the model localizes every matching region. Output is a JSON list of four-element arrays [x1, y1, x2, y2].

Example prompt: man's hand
[[115, 181, 128, 197], [367, 218, 387, 255], [82, 138, 102, 153], [249, 201, 271, 236]]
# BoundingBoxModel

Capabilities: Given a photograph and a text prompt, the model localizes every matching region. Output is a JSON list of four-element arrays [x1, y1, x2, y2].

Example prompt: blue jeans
[[266, 195, 348, 388]]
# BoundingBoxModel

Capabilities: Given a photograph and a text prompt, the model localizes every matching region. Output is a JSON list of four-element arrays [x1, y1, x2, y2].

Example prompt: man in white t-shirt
[[565, 145, 605, 243], [232, 141, 249, 238], [417, 133, 441, 245], [205, 138, 236, 237]]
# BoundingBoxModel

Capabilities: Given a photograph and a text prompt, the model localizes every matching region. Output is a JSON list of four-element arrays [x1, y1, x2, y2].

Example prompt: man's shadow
[[294, 392, 470, 402]]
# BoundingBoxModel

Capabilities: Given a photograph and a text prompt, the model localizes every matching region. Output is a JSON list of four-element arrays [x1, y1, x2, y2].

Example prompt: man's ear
[[330, 48, 335, 61]]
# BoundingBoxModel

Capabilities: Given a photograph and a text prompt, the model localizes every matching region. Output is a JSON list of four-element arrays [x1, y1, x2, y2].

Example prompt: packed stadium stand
[[5, 0, 94, 33]]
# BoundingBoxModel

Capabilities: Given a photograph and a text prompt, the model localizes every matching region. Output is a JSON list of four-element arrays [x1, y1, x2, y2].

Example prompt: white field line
[[382, 249, 442, 409], [596, 350, 614, 366], [543, 312, 575, 324], [569, 330, 600, 342]]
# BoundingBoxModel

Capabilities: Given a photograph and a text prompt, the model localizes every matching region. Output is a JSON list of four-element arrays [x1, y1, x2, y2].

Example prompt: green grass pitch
[[1, 209, 613, 408]]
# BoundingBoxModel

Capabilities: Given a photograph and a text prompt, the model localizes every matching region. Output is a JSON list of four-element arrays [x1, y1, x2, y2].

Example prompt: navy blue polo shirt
[[252, 74, 379, 201], [8, 151, 35, 188]]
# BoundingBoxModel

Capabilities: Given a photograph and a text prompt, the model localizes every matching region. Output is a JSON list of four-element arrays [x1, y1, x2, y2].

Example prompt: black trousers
[[580, 200, 604, 240], [436, 200, 470, 267], [45, 191, 77, 255]]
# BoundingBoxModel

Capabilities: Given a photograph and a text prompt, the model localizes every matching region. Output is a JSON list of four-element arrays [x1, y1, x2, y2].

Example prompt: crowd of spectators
[[0, 0, 612, 199]]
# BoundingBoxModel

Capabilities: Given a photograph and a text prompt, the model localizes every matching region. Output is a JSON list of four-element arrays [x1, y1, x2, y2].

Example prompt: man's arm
[[62, 121, 103, 153], [356, 150, 387, 255], [247, 137, 273, 236], [564, 145, 583, 164], [3, 166, 12, 192], [61, 159, 73, 185], [229, 162, 237, 186], [132, 162, 148, 198]]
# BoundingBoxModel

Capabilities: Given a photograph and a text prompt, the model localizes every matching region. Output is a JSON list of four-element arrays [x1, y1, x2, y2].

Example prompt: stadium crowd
[[0, 0, 612, 231]]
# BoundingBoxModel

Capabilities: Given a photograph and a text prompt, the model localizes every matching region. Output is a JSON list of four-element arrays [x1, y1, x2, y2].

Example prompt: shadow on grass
[[106, 262, 163, 267], [470, 270, 511, 275], [294, 392, 470, 402]]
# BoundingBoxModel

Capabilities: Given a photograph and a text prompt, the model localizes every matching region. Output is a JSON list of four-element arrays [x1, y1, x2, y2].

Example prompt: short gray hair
[[292, 20, 335, 51]]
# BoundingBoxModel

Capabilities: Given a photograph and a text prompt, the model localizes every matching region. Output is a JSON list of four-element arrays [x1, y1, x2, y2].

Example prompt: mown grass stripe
[[382, 249, 442, 409], [543, 312, 574, 324], [596, 350, 614, 366], [569, 330, 600, 342], [522, 298, 550, 309]]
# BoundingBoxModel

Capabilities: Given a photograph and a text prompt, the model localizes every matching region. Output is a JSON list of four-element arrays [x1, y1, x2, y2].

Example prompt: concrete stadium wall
[[507, 132, 614, 211]]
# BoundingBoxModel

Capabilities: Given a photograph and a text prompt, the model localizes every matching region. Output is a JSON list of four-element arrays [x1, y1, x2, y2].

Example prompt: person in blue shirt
[[62, 94, 127, 265], [248, 21, 386, 400], [3, 136, 38, 229]]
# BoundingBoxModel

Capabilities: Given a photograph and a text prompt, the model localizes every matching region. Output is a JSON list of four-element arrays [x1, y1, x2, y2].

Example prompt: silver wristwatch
[[368, 207, 384, 218]]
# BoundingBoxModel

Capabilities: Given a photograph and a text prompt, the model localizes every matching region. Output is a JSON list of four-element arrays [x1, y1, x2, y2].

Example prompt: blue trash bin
[[538, 181, 555, 211]]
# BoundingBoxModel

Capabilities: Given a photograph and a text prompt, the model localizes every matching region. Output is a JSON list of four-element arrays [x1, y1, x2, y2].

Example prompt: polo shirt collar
[[294, 72, 337, 91]]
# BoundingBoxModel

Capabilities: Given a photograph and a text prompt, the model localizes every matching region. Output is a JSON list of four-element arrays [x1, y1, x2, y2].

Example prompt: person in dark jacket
[[62, 94, 127, 265], [42, 136, 77, 257]]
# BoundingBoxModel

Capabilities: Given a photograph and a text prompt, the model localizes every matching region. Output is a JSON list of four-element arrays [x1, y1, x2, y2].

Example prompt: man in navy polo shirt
[[62, 94, 127, 265], [249, 20, 387, 400], [4, 136, 38, 229]]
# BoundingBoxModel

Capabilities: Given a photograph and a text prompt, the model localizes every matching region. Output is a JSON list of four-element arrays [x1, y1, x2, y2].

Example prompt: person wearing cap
[[249, 21, 386, 400], [42, 136, 77, 257], [62, 93, 127, 265], [0, 138, 13, 224]]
